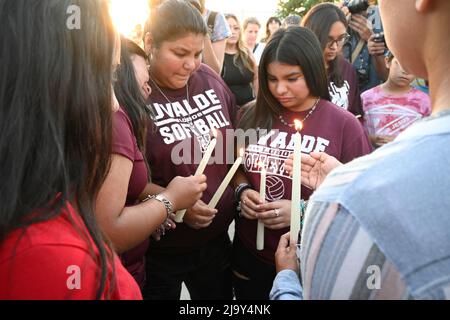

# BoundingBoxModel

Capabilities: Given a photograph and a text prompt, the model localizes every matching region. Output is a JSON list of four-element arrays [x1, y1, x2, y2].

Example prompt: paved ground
[[181, 221, 235, 300]]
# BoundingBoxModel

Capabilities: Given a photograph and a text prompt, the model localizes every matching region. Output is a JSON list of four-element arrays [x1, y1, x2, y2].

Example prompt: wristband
[[234, 183, 253, 202]]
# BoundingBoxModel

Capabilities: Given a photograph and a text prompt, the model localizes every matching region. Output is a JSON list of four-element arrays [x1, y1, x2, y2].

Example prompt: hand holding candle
[[174, 130, 217, 223], [209, 149, 244, 209], [256, 162, 266, 251], [290, 120, 303, 245]]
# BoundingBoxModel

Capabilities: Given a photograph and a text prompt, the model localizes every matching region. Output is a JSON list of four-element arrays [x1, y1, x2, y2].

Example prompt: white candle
[[174, 136, 217, 223], [290, 120, 303, 245], [194, 137, 217, 176], [209, 149, 244, 209], [256, 163, 266, 251]]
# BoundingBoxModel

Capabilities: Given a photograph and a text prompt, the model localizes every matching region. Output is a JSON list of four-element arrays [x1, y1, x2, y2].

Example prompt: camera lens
[[347, 0, 370, 15]]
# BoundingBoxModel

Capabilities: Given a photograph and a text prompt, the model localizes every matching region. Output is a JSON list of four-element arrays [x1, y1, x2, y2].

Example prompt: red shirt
[[112, 107, 149, 288], [0, 203, 142, 300], [237, 100, 372, 264]]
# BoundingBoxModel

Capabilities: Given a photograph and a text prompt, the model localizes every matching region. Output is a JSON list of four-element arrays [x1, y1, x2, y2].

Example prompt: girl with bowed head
[[143, 0, 238, 300], [96, 37, 206, 290], [232, 26, 371, 299]]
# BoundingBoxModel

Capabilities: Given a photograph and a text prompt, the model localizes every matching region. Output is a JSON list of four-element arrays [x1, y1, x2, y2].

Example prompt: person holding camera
[[339, 0, 389, 93]]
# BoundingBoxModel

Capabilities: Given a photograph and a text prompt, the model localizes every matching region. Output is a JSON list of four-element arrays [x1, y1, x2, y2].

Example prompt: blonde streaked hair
[[225, 13, 255, 74]]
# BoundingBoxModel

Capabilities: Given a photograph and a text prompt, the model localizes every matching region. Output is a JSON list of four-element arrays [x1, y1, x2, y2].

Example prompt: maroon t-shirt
[[237, 99, 372, 265], [112, 107, 149, 288], [329, 58, 363, 117], [146, 64, 238, 252]]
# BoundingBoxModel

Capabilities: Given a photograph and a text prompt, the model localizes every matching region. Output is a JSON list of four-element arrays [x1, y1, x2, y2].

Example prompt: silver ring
[[274, 208, 280, 217]]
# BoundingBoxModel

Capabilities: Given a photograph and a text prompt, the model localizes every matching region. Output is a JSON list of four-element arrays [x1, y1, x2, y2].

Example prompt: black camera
[[345, 0, 370, 15], [356, 67, 370, 88]]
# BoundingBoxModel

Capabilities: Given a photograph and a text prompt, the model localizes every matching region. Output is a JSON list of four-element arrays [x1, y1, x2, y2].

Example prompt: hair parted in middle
[[239, 26, 330, 132]]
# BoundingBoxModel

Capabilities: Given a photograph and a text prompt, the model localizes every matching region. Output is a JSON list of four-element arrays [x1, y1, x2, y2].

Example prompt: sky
[[109, 0, 280, 37]]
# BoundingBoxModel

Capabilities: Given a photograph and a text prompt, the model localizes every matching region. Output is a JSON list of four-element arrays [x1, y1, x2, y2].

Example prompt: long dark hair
[[239, 27, 330, 132], [0, 0, 116, 299], [149, 0, 208, 48], [114, 37, 150, 154], [301, 3, 348, 87]]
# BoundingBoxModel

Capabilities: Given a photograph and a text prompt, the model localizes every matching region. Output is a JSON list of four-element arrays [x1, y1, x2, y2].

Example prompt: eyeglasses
[[326, 33, 350, 48]]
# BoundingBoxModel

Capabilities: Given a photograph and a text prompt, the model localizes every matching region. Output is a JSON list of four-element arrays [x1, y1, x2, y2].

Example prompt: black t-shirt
[[221, 53, 254, 107]]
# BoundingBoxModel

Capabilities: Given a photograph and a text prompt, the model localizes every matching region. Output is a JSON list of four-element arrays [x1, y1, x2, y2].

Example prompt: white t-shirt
[[253, 42, 266, 66]]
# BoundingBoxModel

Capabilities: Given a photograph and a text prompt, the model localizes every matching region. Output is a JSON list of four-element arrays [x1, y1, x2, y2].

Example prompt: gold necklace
[[278, 98, 320, 128]]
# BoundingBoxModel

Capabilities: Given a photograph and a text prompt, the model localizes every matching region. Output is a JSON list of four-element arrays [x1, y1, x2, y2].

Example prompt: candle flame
[[258, 161, 266, 171], [294, 119, 303, 132], [211, 128, 218, 138]]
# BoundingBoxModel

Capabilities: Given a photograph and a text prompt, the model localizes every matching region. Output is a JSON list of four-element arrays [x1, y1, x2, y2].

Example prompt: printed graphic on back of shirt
[[365, 104, 423, 136]]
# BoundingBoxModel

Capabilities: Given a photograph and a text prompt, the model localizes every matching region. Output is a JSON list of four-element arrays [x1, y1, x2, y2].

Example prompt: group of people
[[1, 0, 449, 301]]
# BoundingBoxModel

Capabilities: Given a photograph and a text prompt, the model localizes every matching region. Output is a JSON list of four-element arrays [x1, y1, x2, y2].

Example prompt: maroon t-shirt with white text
[[237, 99, 372, 265], [146, 64, 238, 252], [112, 107, 149, 288]]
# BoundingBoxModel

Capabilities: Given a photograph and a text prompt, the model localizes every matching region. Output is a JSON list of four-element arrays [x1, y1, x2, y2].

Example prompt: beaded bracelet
[[235, 183, 253, 202]]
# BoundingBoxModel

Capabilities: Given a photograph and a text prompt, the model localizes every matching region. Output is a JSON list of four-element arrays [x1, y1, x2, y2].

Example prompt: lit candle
[[256, 162, 266, 251], [174, 130, 217, 223], [290, 120, 303, 245], [209, 149, 244, 209]]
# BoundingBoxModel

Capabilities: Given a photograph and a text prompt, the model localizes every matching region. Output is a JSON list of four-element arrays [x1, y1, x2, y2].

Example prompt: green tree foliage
[[277, 0, 337, 19]]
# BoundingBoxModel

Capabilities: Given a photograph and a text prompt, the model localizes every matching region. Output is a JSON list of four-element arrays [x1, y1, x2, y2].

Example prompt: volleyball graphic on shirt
[[265, 175, 285, 201], [329, 80, 350, 110]]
